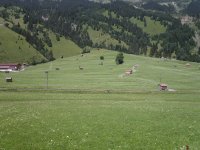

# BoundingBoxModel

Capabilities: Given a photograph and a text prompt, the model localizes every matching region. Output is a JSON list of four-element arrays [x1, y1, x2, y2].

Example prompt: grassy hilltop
[[0, 49, 199, 91], [0, 50, 200, 149]]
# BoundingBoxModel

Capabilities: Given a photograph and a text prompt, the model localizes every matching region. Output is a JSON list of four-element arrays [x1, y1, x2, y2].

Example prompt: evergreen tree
[[115, 52, 124, 65]]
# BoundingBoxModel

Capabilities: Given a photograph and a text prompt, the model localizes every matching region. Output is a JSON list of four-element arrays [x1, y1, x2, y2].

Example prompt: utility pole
[[45, 71, 48, 89], [160, 73, 162, 83]]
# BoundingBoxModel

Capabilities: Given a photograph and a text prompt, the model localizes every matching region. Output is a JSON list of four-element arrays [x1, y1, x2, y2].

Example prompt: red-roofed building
[[159, 83, 168, 91], [0, 63, 21, 71]]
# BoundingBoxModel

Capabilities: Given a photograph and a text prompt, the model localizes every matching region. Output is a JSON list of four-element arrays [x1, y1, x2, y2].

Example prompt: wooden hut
[[6, 77, 12, 82], [125, 69, 133, 75], [159, 83, 168, 91]]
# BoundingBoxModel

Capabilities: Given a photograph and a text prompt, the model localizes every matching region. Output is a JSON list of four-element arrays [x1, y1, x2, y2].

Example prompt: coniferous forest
[[0, 0, 200, 63]]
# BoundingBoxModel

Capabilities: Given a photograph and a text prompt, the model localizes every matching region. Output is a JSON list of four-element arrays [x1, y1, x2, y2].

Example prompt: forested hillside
[[0, 18, 46, 64], [0, 0, 200, 63], [141, 1, 175, 13], [187, 0, 200, 17]]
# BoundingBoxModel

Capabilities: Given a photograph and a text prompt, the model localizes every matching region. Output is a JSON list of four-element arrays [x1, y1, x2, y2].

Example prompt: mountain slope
[[187, 0, 200, 16], [0, 0, 200, 63], [49, 31, 82, 58], [130, 16, 166, 35], [0, 6, 82, 63], [0, 18, 45, 64]]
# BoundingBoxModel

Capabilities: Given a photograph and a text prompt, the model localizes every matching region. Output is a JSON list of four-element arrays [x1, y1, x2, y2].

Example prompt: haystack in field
[[185, 63, 191, 67]]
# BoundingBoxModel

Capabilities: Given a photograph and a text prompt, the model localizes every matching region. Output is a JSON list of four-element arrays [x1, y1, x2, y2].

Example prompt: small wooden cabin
[[159, 83, 168, 91], [125, 69, 133, 75], [6, 77, 12, 82]]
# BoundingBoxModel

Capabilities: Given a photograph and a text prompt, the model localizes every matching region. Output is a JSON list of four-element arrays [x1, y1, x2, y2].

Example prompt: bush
[[115, 52, 124, 65], [4, 23, 9, 27], [82, 46, 91, 54], [100, 56, 104, 60], [56, 34, 60, 41]]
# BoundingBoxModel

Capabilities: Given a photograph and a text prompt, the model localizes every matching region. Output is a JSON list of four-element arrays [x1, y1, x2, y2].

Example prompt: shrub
[[100, 56, 104, 60], [82, 46, 91, 54], [115, 52, 124, 65]]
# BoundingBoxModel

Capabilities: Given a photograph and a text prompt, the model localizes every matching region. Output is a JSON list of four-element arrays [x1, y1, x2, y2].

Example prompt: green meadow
[[130, 16, 167, 36], [0, 92, 200, 149], [87, 27, 128, 49], [49, 32, 81, 59], [0, 50, 199, 91], [0, 50, 200, 149]]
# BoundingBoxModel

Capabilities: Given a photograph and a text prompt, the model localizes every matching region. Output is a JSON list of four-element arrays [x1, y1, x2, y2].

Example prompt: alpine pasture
[[0, 49, 200, 149]]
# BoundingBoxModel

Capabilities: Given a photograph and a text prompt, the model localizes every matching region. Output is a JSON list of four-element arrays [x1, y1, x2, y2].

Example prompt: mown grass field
[[0, 49, 199, 91], [0, 92, 200, 149], [0, 50, 200, 149]]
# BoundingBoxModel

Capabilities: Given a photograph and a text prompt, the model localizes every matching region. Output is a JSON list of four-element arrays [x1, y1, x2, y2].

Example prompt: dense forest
[[187, 0, 200, 17], [141, 1, 175, 13], [0, 0, 200, 63]]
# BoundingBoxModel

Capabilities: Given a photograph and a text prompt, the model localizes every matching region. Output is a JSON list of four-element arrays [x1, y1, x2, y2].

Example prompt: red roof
[[160, 83, 167, 87], [0, 63, 21, 70], [0, 66, 10, 69]]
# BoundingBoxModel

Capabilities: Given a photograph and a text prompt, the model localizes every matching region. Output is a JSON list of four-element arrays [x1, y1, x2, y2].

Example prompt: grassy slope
[[49, 32, 82, 59], [0, 49, 199, 91], [8, 8, 82, 59], [10, 14, 26, 29], [102, 10, 119, 19], [130, 16, 167, 35], [0, 6, 81, 62], [88, 26, 128, 48], [90, 10, 128, 48], [0, 18, 45, 63], [0, 50, 200, 149]]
